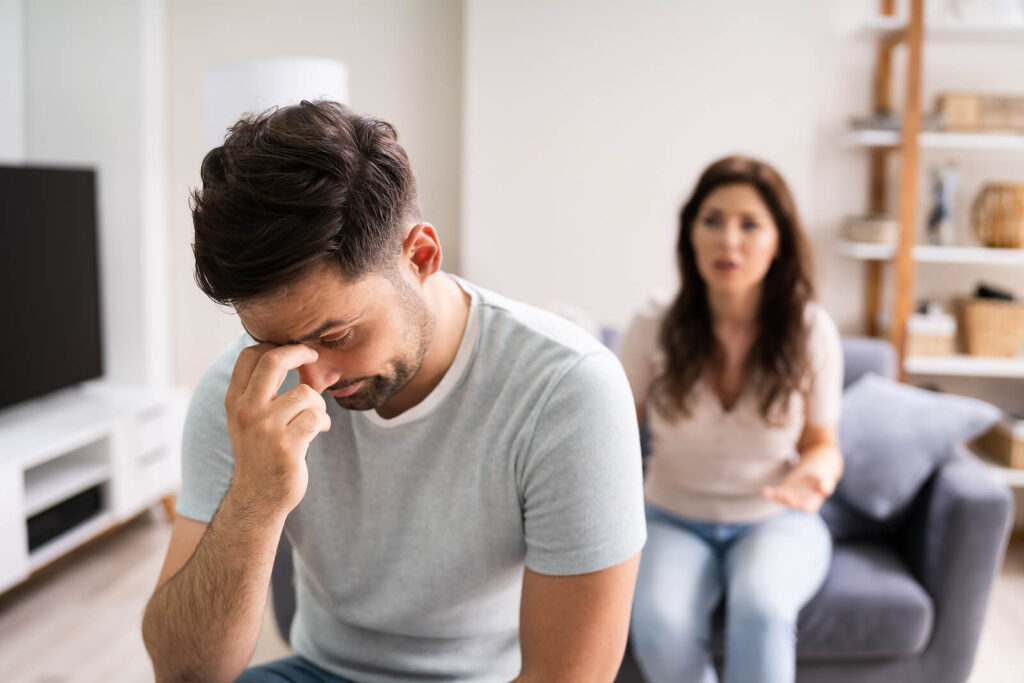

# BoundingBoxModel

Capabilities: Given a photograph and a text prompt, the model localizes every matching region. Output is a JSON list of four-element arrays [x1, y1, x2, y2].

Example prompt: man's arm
[[514, 553, 641, 683], [142, 343, 330, 682], [142, 495, 286, 682]]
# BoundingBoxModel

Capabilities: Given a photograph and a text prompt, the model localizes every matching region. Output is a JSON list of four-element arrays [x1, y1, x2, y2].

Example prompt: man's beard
[[329, 280, 433, 411], [328, 358, 420, 411]]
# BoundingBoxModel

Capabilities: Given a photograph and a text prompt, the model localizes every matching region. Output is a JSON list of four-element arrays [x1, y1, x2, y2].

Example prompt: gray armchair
[[617, 337, 1015, 683], [269, 338, 1013, 683]]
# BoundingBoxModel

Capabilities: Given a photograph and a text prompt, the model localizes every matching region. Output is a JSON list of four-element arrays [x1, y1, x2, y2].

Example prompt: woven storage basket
[[937, 93, 1024, 132], [971, 183, 1024, 249], [906, 334, 955, 357], [975, 417, 1024, 470], [959, 298, 1024, 357]]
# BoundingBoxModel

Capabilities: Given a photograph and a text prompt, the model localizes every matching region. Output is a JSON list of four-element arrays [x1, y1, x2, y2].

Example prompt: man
[[142, 100, 646, 683]]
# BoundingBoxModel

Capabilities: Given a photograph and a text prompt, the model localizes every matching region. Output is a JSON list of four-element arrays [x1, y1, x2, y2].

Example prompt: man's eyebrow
[[241, 317, 359, 346]]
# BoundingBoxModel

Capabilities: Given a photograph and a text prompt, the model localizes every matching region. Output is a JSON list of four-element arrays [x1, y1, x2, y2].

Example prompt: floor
[[0, 510, 1021, 682]]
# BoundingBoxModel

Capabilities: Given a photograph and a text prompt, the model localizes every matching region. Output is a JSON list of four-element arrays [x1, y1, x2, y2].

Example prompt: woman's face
[[690, 183, 780, 297]]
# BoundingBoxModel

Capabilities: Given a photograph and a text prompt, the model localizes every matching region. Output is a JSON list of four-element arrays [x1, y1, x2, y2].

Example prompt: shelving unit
[[838, 240, 1024, 264], [857, 14, 1024, 41], [0, 383, 186, 593], [848, 1, 1024, 348], [903, 355, 1024, 378], [846, 129, 1024, 151], [845, 1, 1024, 493], [960, 443, 1024, 490], [24, 455, 111, 518]]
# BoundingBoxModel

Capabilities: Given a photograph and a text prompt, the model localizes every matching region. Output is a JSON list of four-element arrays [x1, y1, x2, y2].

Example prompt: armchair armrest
[[900, 454, 1013, 681]]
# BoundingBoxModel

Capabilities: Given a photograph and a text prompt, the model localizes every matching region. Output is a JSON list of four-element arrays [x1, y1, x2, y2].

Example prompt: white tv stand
[[0, 382, 186, 593]]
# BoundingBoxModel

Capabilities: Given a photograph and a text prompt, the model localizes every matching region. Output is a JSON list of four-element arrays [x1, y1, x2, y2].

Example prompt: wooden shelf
[[905, 354, 1024, 378], [837, 240, 1024, 264], [857, 16, 906, 40], [859, 16, 1024, 42], [847, 129, 1024, 151]]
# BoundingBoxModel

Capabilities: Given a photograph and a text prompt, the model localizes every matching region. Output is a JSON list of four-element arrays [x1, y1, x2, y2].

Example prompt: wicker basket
[[905, 310, 956, 356], [959, 298, 1024, 357], [937, 93, 1024, 133], [906, 334, 955, 357], [975, 417, 1024, 470], [971, 183, 1024, 249], [841, 214, 899, 245]]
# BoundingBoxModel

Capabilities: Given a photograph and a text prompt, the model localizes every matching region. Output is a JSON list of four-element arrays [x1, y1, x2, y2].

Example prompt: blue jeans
[[235, 656, 354, 682], [630, 504, 831, 683]]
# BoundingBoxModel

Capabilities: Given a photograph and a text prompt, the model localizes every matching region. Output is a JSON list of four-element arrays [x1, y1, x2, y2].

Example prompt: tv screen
[[0, 166, 103, 410]]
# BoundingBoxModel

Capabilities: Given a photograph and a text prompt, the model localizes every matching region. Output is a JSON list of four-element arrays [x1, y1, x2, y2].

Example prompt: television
[[0, 166, 103, 410]]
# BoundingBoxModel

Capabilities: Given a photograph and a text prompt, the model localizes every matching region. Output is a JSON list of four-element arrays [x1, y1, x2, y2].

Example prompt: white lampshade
[[202, 57, 349, 150]]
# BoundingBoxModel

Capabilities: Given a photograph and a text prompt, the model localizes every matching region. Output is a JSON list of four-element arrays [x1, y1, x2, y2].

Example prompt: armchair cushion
[[835, 374, 1000, 523], [709, 544, 933, 660], [795, 543, 934, 659]]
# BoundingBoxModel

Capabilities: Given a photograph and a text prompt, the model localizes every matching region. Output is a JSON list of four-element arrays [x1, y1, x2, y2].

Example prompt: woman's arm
[[763, 423, 843, 513]]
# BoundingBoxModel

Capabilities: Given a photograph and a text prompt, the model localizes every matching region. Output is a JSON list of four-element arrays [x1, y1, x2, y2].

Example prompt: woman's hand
[[762, 458, 837, 514]]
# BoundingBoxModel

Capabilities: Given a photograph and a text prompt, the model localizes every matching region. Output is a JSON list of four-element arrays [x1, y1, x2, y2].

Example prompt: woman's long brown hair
[[651, 156, 815, 423]]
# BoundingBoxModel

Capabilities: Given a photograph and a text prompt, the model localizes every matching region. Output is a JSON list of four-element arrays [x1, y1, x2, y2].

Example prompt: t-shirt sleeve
[[617, 304, 662, 404], [175, 338, 247, 523], [806, 306, 844, 427], [519, 350, 647, 576]]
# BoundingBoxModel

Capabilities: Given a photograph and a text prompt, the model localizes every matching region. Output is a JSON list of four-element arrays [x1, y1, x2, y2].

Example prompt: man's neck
[[376, 272, 471, 419]]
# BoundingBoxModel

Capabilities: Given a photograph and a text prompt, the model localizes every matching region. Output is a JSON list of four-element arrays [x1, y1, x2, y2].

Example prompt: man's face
[[237, 262, 434, 411]]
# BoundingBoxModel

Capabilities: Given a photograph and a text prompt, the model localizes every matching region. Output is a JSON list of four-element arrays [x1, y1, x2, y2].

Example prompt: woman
[[621, 156, 843, 683]]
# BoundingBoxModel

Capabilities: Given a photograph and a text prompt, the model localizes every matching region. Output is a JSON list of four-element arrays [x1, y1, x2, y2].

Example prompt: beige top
[[618, 295, 843, 524]]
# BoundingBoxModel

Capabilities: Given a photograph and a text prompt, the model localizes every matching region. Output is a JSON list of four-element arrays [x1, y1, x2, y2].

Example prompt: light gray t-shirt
[[177, 277, 647, 683]]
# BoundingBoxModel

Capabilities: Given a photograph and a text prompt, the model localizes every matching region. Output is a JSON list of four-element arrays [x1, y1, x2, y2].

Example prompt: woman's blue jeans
[[630, 504, 832, 683]]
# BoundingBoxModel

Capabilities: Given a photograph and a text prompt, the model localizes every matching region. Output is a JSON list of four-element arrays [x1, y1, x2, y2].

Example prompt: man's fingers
[[272, 384, 328, 425], [286, 407, 332, 442], [226, 343, 278, 403], [244, 345, 320, 402]]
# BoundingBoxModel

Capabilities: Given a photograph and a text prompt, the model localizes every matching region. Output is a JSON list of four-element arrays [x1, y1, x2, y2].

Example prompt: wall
[[463, 0, 825, 330], [461, 0, 1024, 350], [0, 0, 24, 162], [23, 0, 170, 387], [167, 0, 464, 390]]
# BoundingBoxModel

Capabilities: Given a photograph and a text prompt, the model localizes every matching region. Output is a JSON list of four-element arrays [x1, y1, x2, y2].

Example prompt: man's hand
[[224, 343, 330, 514]]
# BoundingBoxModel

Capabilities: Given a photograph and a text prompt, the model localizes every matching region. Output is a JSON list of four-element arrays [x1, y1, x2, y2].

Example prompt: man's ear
[[402, 223, 442, 284]]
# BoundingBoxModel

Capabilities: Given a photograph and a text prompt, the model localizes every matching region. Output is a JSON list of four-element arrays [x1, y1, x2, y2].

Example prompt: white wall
[[0, 0, 24, 162], [462, 0, 1024, 346], [463, 0, 824, 330], [167, 0, 464, 390], [23, 0, 170, 387]]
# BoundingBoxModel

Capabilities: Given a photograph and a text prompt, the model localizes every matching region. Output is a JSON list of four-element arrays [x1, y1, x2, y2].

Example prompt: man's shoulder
[[189, 332, 254, 409], [467, 280, 610, 363]]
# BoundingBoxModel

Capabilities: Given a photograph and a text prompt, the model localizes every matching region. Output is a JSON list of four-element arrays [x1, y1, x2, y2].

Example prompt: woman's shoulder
[[619, 289, 674, 360], [803, 301, 842, 363], [631, 288, 674, 324], [803, 300, 839, 336]]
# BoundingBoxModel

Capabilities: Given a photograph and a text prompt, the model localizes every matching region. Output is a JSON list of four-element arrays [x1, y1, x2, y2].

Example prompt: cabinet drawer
[[127, 406, 175, 459]]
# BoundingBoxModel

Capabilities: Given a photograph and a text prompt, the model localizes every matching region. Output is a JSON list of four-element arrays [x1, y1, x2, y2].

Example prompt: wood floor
[[0, 510, 1020, 682]]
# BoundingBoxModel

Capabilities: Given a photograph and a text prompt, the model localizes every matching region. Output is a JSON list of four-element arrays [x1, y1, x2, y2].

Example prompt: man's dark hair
[[191, 99, 421, 305]]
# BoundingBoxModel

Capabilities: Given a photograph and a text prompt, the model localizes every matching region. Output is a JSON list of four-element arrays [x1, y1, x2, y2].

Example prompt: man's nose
[[297, 361, 340, 394]]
